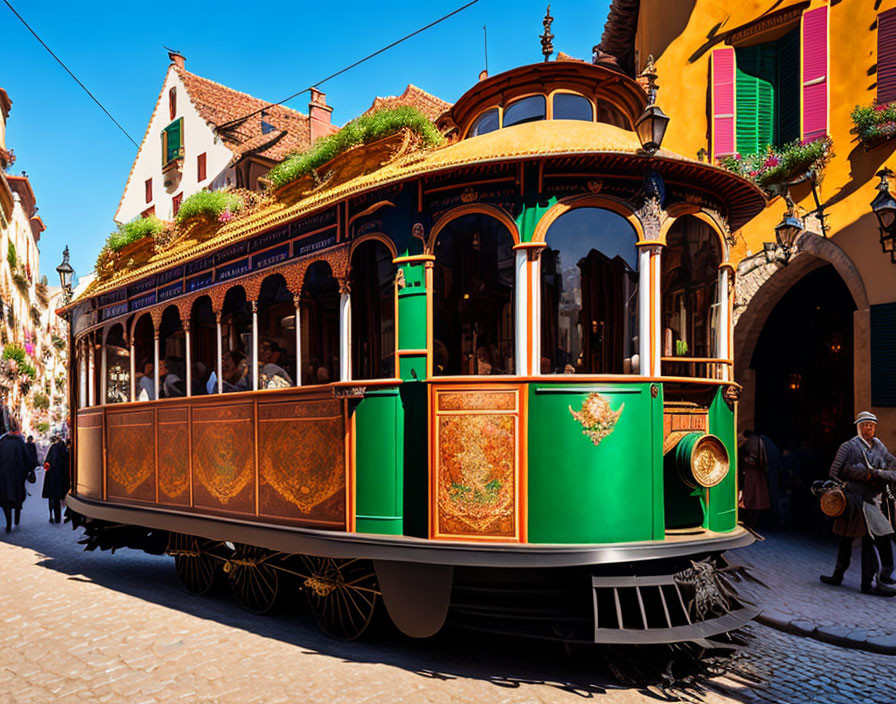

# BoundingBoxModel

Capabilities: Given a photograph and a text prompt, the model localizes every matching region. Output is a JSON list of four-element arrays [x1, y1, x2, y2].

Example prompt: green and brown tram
[[64, 56, 766, 644]]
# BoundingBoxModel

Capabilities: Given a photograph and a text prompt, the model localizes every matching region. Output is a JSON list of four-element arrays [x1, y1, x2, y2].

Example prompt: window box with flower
[[851, 102, 896, 150], [718, 136, 833, 190]]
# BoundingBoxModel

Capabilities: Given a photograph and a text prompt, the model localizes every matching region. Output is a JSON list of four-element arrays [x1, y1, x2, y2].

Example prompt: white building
[[116, 52, 338, 224]]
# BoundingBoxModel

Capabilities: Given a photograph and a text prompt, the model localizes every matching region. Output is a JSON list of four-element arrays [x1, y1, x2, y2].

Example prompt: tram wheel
[[224, 544, 281, 614], [169, 534, 220, 595], [299, 556, 379, 640]]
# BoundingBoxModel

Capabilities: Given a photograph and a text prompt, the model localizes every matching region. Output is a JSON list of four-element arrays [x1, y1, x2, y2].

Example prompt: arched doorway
[[750, 265, 856, 521]]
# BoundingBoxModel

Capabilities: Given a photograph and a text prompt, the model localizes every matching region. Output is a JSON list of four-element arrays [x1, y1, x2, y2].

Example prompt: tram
[[63, 54, 766, 644]]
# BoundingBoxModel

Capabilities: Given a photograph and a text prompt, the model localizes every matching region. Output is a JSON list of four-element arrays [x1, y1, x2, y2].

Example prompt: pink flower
[[25, 343, 33, 356], [764, 155, 780, 168], [876, 104, 889, 112], [734, 152, 742, 161], [749, 169, 759, 177], [218, 208, 233, 224]]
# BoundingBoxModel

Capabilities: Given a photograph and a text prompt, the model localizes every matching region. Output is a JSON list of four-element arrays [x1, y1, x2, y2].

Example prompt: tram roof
[[72, 119, 766, 307]]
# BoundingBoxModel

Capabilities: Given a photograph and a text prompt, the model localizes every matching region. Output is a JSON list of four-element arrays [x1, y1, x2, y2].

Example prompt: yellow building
[[599, 0, 896, 457]]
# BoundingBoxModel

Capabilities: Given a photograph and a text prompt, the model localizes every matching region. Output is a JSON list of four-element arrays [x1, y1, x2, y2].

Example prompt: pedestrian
[[42, 435, 70, 524], [738, 430, 770, 529], [0, 417, 30, 533], [25, 434, 38, 474], [820, 411, 896, 596]]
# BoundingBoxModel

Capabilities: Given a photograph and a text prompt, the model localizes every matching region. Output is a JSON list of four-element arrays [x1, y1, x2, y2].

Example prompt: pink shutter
[[878, 8, 896, 104], [711, 47, 736, 159], [801, 6, 828, 141]]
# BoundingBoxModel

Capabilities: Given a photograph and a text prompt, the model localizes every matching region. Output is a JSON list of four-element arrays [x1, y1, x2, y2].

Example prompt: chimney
[[168, 50, 185, 69], [308, 88, 334, 143]]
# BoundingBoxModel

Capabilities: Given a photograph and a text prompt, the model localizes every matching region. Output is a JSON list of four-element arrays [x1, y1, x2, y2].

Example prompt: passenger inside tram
[[220, 350, 249, 392], [136, 360, 154, 401], [259, 338, 292, 388], [159, 357, 185, 398]]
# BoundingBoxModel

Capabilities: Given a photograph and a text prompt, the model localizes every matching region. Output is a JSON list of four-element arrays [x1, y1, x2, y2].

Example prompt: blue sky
[[3, 0, 611, 283]]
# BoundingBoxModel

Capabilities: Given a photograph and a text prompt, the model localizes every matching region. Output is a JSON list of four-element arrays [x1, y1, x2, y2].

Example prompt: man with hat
[[820, 411, 896, 596]]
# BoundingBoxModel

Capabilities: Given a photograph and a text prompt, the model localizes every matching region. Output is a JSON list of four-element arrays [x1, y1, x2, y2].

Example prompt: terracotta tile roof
[[363, 84, 451, 122], [175, 67, 313, 163]]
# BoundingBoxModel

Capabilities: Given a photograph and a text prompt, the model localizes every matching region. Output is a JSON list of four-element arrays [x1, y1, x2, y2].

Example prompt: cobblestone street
[[0, 479, 894, 703]]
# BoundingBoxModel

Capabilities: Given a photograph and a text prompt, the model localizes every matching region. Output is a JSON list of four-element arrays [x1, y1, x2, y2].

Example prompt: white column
[[184, 317, 192, 397], [87, 337, 95, 407], [129, 341, 136, 402], [531, 251, 541, 375], [638, 247, 651, 376], [719, 268, 730, 381], [153, 335, 160, 400], [293, 295, 302, 386], [340, 290, 351, 382], [79, 346, 87, 409], [514, 249, 528, 376], [652, 248, 662, 377], [216, 313, 223, 394], [251, 301, 259, 391], [99, 328, 108, 405]]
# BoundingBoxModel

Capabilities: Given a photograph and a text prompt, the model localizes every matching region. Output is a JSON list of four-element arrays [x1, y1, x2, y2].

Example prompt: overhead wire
[[2, 0, 140, 148], [215, 0, 480, 132]]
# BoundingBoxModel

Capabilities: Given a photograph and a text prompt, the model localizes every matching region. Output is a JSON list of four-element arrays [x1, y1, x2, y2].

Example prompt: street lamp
[[56, 246, 74, 304], [871, 167, 896, 262], [635, 55, 670, 155], [774, 192, 804, 262]]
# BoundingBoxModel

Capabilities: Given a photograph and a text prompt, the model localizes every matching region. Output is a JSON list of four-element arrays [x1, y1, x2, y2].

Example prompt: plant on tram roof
[[266, 106, 444, 189], [175, 189, 245, 224], [718, 136, 832, 189], [2, 343, 26, 365], [106, 215, 166, 252]]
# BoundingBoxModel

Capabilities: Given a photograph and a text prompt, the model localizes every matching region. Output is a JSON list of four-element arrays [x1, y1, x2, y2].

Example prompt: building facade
[[599, 0, 896, 459], [0, 86, 67, 436]]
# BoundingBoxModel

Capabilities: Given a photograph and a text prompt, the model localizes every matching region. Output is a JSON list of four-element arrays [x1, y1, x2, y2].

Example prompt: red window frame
[[145, 178, 152, 203], [172, 192, 183, 216], [197, 152, 207, 182]]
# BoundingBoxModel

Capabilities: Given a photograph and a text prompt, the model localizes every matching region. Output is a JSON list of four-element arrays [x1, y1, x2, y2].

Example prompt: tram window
[[502, 95, 546, 128], [132, 314, 155, 401], [468, 108, 499, 137], [158, 306, 186, 397], [541, 208, 639, 375], [257, 274, 296, 388], [433, 214, 515, 376], [220, 287, 251, 393], [301, 261, 340, 385], [351, 240, 396, 380], [104, 324, 129, 404], [190, 296, 216, 395], [662, 217, 723, 374], [553, 93, 593, 121], [596, 101, 631, 130]]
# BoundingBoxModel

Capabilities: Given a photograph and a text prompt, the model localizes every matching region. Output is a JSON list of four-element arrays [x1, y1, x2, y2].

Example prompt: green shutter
[[736, 43, 777, 154], [872, 303, 896, 407], [162, 118, 184, 164], [777, 28, 801, 145]]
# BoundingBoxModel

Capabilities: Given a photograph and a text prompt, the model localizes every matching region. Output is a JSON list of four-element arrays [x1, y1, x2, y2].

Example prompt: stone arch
[[734, 233, 868, 383], [533, 194, 644, 243]]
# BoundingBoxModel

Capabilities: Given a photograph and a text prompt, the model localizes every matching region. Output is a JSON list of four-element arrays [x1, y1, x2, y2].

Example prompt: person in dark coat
[[0, 418, 30, 533], [42, 436, 70, 524], [821, 411, 896, 596], [24, 435, 38, 474]]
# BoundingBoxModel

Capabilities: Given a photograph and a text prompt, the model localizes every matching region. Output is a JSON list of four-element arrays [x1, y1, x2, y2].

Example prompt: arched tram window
[[189, 296, 216, 395], [132, 313, 154, 401], [220, 287, 251, 393], [350, 240, 396, 380], [661, 216, 725, 379], [540, 207, 639, 375], [257, 274, 296, 388], [104, 323, 129, 404], [433, 214, 515, 376], [158, 306, 186, 398], [301, 261, 340, 386]]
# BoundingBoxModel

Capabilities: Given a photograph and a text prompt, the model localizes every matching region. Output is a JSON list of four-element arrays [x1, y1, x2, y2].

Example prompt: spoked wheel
[[168, 533, 221, 595], [224, 544, 281, 614], [299, 556, 380, 640]]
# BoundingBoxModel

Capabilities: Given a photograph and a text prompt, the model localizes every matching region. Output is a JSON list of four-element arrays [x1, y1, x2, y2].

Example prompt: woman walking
[[42, 436, 70, 524], [0, 418, 29, 533]]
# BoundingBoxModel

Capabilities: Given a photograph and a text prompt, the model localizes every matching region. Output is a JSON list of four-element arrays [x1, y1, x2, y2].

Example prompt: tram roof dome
[[71, 119, 765, 306]]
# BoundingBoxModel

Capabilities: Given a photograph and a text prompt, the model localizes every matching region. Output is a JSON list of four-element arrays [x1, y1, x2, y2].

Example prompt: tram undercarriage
[[68, 496, 756, 644]]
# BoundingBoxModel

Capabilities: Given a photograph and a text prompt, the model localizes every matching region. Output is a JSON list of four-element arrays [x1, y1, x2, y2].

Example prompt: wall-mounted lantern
[[871, 167, 896, 262]]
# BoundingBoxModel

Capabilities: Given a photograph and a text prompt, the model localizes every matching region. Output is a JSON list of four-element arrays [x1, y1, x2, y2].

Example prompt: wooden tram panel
[[429, 384, 525, 542], [79, 387, 352, 531]]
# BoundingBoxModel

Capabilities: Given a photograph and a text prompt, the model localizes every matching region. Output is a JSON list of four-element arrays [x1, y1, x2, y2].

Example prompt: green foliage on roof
[[107, 215, 166, 251], [175, 189, 245, 224], [266, 106, 444, 190]]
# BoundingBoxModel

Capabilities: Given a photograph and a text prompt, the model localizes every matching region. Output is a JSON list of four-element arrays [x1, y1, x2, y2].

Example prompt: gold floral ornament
[[569, 392, 623, 446]]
